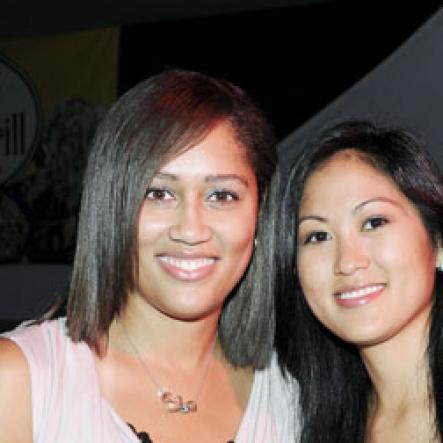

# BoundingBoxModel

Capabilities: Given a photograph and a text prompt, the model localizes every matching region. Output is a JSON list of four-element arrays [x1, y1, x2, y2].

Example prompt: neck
[[97, 295, 225, 417], [107, 293, 221, 370], [360, 307, 431, 412]]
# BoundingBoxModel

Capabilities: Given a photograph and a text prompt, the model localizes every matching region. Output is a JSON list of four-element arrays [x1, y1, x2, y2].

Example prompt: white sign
[[0, 53, 40, 185]]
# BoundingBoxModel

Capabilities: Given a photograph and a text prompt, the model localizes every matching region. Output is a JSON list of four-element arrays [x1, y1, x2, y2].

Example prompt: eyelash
[[303, 231, 331, 245], [144, 187, 173, 200], [301, 216, 389, 245], [362, 216, 389, 231], [144, 188, 239, 203], [207, 189, 239, 203]]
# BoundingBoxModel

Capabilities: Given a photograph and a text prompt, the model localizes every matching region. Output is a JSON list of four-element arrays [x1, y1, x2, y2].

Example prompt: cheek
[[389, 238, 436, 297], [297, 249, 328, 303], [220, 205, 258, 250], [373, 227, 435, 275], [137, 211, 170, 244], [220, 219, 256, 254], [297, 247, 341, 327]]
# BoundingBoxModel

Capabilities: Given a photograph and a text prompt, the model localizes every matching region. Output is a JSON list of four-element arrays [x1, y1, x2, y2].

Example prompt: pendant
[[180, 401, 197, 413], [160, 391, 197, 413]]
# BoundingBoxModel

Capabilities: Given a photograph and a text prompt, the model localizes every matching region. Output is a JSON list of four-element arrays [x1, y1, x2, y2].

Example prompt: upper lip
[[333, 283, 385, 296]]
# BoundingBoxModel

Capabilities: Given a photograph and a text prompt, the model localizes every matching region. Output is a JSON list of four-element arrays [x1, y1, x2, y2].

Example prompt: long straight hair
[[64, 70, 277, 367], [275, 120, 443, 441]]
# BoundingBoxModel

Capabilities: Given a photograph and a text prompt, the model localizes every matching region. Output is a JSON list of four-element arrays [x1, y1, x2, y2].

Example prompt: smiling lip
[[334, 284, 385, 308], [156, 254, 218, 282]]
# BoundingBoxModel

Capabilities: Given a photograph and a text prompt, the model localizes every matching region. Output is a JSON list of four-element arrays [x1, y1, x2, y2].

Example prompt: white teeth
[[158, 256, 215, 271], [336, 285, 384, 300]]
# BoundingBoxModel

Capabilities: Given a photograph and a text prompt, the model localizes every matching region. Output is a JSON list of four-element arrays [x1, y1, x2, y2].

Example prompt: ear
[[437, 239, 443, 272]]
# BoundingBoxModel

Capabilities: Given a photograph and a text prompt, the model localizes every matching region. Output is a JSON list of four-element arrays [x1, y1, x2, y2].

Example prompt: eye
[[145, 187, 174, 201], [362, 216, 388, 231], [303, 231, 332, 245], [207, 189, 239, 203]]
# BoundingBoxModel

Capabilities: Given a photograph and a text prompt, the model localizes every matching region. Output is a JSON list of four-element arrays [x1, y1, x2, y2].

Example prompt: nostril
[[168, 224, 212, 245], [334, 247, 370, 275]]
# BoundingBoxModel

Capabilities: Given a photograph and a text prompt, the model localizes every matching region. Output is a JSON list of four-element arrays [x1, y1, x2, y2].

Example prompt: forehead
[[159, 121, 254, 177], [301, 150, 408, 210]]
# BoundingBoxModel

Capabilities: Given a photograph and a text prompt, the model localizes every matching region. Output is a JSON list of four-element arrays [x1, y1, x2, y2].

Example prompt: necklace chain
[[121, 321, 216, 414]]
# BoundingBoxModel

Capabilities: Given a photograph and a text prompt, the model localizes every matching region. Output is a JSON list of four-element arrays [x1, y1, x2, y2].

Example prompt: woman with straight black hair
[[0, 69, 298, 443], [276, 120, 443, 442]]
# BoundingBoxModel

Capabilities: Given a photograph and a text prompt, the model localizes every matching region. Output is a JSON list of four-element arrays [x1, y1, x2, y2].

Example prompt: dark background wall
[[118, 1, 442, 141]]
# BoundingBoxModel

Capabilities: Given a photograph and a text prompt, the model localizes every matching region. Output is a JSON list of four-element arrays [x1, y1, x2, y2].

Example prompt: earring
[[254, 238, 258, 248], [437, 248, 443, 272]]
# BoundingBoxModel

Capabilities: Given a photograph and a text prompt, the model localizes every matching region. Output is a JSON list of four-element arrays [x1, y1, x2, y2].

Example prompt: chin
[[340, 331, 392, 349], [161, 304, 222, 322]]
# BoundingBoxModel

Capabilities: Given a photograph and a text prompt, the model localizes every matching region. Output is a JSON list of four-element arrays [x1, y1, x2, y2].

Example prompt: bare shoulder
[[0, 337, 32, 442]]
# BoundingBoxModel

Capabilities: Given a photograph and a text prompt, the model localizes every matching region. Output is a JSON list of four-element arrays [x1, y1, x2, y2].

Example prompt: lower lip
[[157, 258, 217, 282], [334, 286, 385, 308]]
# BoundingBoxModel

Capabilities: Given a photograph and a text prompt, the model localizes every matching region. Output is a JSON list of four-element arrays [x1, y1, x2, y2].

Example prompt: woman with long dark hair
[[276, 120, 443, 442], [0, 70, 298, 443]]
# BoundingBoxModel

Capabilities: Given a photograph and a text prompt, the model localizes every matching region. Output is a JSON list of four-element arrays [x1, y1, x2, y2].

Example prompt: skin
[[133, 120, 258, 323], [0, 120, 259, 443], [0, 337, 32, 443], [97, 120, 258, 443], [297, 150, 436, 348], [297, 150, 439, 442]]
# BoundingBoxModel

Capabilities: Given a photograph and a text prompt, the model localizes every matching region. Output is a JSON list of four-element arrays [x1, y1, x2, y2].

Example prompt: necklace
[[121, 322, 216, 414]]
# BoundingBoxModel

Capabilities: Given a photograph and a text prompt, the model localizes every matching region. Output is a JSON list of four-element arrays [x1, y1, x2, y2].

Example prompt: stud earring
[[437, 248, 443, 272]]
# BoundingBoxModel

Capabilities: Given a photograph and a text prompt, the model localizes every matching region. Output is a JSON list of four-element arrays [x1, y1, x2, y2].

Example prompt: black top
[[128, 422, 234, 443]]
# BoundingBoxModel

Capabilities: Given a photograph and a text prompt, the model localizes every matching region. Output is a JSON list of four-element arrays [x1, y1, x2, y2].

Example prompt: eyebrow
[[298, 214, 328, 225], [154, 172, 249, 187], [154, 172, 178, 181], [298, 196, 406, 226], [353, 196, 405, 213]]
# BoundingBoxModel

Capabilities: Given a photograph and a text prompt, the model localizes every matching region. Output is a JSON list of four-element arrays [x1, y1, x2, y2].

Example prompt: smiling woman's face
[[132, 120, 258, 322], [297, 150, 437, 348]]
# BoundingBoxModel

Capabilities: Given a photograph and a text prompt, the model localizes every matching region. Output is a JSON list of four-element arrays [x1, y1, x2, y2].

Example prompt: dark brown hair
[[276, 120, 443, 442], [67, 69, 278, 368]]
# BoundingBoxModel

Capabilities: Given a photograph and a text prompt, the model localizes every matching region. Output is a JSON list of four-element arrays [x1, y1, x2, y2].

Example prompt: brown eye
[[207, 190, 239, 203], [362, 217, 388, 231], [304, 231, 331, 245], [145, 188, 173, 201]]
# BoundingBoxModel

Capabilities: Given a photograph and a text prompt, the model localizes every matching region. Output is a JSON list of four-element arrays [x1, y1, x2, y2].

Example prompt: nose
[[168, 200, 212, 245], [334, 237, 369, 275]]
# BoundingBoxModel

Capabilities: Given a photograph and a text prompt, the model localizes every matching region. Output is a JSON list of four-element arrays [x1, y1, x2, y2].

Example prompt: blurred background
[[1, 0, 442, 330]]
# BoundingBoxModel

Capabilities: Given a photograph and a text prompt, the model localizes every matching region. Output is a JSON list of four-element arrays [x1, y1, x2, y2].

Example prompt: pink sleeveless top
[[3, 319, 299, 442]]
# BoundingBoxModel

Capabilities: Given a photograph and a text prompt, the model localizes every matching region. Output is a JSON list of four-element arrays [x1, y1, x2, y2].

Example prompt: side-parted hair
[[275, 120, 443, 442], [66, 69, 277, 368]]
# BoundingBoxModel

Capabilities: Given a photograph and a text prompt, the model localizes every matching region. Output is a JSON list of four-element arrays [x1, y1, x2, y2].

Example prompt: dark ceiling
[[0, 0, 334, 39]]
